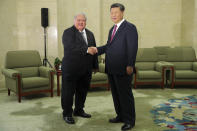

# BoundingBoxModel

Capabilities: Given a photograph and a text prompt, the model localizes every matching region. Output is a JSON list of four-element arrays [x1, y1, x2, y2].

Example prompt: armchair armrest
[[135, 67, 139, 74], [1, 68, 21, 79], [101, 58, 105, 63], [156, 61, 174, 72], [39, 66, 55, 77], [193, 62, 197, 71], [98, 63, 105, 73]]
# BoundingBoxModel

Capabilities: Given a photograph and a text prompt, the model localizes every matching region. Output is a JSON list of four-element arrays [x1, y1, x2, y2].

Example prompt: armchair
[[90, 56, 109, 90], [166, 47, 197, 88], [1, 50, 55, 103], [134, 48, 165, 88]]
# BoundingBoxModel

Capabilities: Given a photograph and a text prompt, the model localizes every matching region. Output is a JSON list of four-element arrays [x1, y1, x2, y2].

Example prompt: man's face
[[110, 7, 124, 24], [74, 15, 86, 31]]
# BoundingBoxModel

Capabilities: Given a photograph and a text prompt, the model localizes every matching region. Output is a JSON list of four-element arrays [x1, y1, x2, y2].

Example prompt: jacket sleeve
[[126, 25, 138, 67], [97, 45, 106, 55], [92, 34, 99, 69], [62, 30, 88, 56]]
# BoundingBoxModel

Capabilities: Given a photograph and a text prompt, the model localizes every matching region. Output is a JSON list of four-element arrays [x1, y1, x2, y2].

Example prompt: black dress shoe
[[109, 117, 123, 123], [63, 116, 75, 124], [73, 111, 91, 118], [121, 123, 133, 131]]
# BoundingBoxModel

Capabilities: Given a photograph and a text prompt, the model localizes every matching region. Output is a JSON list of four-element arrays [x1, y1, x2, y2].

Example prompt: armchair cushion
[[13, 67, 39, 78], [136, 48, 158, 62], [154, 46, 170, 61], [39, 66, 55, 77], [135, 62, 155, 70], [137, 70, 162, 79], [5, 50, 42, 68], [172, 62, 193, 70], [193, 62, 197, 71], [91, 72, 108, 82], [22, 77, 49, 89], [98, 63, 105, 73], [175, 70, 197, 79], [167, 47, 196, 62]]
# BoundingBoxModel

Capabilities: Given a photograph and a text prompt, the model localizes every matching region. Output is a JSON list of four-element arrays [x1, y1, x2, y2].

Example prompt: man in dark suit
[[61, 13, 98, 124], [96, 3, 138, 131]]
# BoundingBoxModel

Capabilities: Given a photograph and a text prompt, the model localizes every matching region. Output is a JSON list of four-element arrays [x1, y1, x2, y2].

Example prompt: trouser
[[61, 72, 91, 117], [108, 74, 135, 125]]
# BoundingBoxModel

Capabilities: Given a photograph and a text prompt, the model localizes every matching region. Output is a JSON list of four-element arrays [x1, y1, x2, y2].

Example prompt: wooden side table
[[56, 70, 62, 96], [163, 66, 174, 89]]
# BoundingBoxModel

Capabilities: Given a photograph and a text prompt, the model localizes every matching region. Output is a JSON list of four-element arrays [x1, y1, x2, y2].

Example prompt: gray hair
[[74, 13, 87, 21]]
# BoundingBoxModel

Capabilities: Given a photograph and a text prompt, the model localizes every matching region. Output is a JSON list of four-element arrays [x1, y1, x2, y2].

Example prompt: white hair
[[74, 13, 87, 21]]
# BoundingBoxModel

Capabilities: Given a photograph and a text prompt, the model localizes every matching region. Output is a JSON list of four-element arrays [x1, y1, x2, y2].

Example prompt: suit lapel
[[77, 32, 84, 43], [74, 27, 87, 46], [107, 28, 113, 43], [73, 26, 83, 42], [110, 20, 127, 44]]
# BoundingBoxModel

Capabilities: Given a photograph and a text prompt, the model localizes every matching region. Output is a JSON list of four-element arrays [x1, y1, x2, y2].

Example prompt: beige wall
[[181, 0, 195, 46], [16, 0, 57, 62], [181, 0, 197, 52], [181, 0, 197, 54], [1, 0, 197, 87], [194, 1, 197, 50], [0, 0, 18, 86]]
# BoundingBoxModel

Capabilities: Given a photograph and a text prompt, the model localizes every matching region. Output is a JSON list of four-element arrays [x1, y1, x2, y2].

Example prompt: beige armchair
[[1, 50, 55, 103]]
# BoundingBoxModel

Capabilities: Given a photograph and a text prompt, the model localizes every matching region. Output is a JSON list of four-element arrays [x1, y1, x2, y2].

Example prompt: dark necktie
[[110, 25, 117, 42]]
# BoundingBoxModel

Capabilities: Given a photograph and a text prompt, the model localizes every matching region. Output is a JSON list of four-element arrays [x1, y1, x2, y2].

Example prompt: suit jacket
[[61, 25, 98, 77], [98, 20, 138, 75]]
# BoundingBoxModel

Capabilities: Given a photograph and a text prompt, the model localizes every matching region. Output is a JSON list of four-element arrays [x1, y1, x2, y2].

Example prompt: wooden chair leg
[[57, 72, 60, 96], [161, 83, 164, 89], [171, 67, 175, 89], [171, 82, 174, 89], [50, 72, 54, 97], [51, 85, 53, 97], [8, 88, 10, 96], [107, 83, 110, 91], [18, 93, 21, 103], [134, 83, 137, 89], [17, 75, 21, 103], [134, 73, 137, 89], [171, 76, 175, 89]]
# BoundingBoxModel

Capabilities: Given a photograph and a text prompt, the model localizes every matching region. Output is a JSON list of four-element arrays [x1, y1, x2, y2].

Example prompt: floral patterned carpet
[[151, 95, 197, 131]]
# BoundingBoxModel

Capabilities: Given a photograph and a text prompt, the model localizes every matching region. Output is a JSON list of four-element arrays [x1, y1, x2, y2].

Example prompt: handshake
[[87, 47, 98, 55]]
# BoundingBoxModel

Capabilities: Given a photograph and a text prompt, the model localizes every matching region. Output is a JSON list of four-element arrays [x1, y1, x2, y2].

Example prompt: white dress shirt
[[113, 18, 125, 35]]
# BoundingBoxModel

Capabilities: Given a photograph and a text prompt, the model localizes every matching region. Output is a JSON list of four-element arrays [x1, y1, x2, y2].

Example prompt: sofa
[[134, 46, 197, 88]]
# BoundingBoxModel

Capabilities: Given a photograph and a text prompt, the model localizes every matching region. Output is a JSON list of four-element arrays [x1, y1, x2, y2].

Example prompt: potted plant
[[54, 57, 62, 70]]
